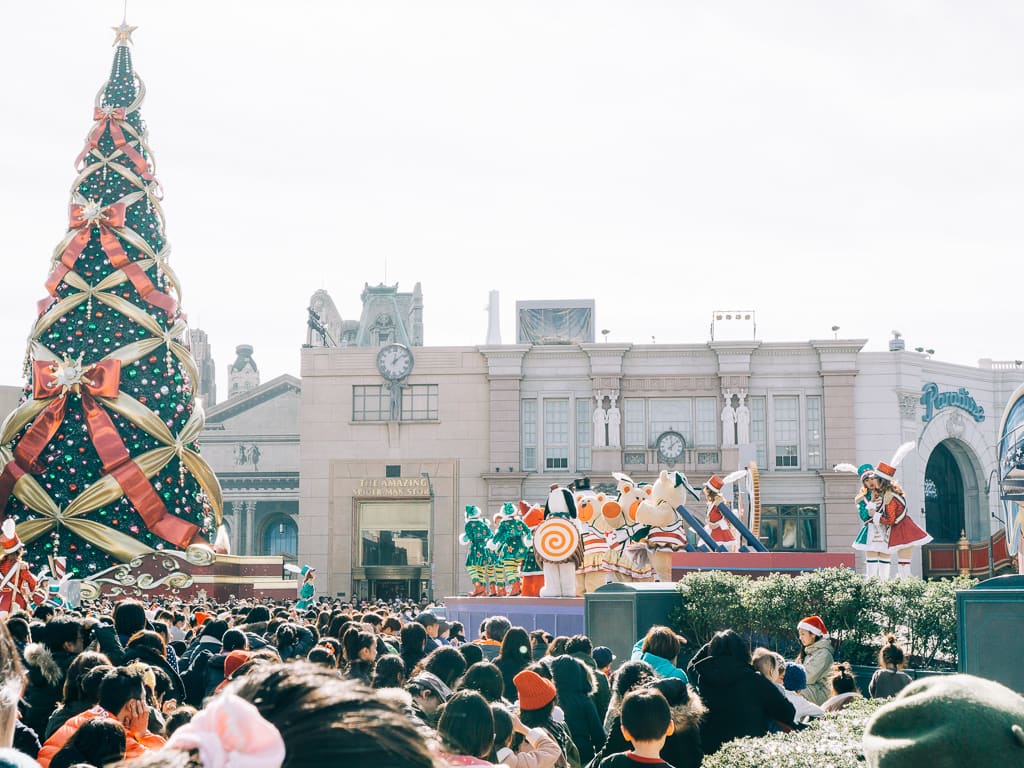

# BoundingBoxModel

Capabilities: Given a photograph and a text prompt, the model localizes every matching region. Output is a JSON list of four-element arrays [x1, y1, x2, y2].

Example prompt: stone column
[[245, 500, 257, 556]]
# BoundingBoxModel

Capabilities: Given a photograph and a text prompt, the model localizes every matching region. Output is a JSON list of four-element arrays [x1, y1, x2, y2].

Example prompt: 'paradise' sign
[[920, 383, 985, 423]]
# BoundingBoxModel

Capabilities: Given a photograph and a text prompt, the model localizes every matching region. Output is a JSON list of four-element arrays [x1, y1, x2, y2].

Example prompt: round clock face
[[657, 431, 685, 462], [376, 343, 414, 381]]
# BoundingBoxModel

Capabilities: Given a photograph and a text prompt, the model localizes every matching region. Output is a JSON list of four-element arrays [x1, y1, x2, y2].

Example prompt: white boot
[[877, 558, 893, 580], [897, 560, 912, 579], [864, 559, 876, 579]]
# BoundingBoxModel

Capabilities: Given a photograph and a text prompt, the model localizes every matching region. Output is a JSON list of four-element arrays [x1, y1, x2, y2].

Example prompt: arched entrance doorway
[[924, 442, 964, 543], [262, 516, 298, 558]]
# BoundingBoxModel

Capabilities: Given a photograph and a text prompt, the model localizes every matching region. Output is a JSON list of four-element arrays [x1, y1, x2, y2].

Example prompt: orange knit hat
[[514, 670, 557, 710]]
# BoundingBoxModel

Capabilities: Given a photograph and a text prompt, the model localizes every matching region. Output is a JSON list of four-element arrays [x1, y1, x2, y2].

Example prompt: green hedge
[[669, 569, 975, 667], [702, 696, 886, 768]]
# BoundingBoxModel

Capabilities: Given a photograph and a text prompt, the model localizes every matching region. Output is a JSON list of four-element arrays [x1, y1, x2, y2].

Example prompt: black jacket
[[21, 644, 76, 738], [121, 645, 187, 703], [686, 649, 794, 754]]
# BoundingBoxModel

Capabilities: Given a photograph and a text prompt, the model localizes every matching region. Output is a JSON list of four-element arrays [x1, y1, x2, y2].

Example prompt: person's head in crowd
[[707, 628, 750, 665], [545, 635, 569, 657], [381, 617, 401, 638], [437, 621, 451, 644], [98, 666, 149, 734], [458, 661, 504, 703], [328, 615, 351, 642], [863, 674, 1024, 768], [316, 637, 342, 665], [33, 604, 56, 624], [422, 646, 467, 689], [306, 646, 338, 669], [151, 619, 173, 647], [362, 613, 383, 633], [459, 643, 484, 667], [878, 634, 906, 670], [0, 619, 24, 748], [642, 625, 685, 664], [485, 616, 511, 643], [611, 660, 657, 710], [4, 615, 30, 646], [371, 654, 407, 689], [407, 670, 453, 713], [514, 669, 558, 728], [498, 627, 533, 667], [830, 663, 859, 696], [221, 628, 248, 653], [620, 688, 674, 756], [437, 690, 494, 759], [113, 599, 148, 639], [147, 665, 174, 710], [162, 705, 197, 738], [565, 634, 593, 657], [593, 646, 615, 675], [751, 647, 785, 681], [199, 619, 229, 642], [448, 621, 465, 645], [400, 622, 427, 659], [128, 629, 167, 657], [551, 654, 594, 697], [342, 627, 377, 665], [477, 619, 487, 640], [61, 651, 111, 706], [245, 605, 271, 625], [783, 662, 808, 693], [490, 702, 514, 755], [414, 611, 438, 639], [40, 616, 86, 656], [49, 715, 127, 768]]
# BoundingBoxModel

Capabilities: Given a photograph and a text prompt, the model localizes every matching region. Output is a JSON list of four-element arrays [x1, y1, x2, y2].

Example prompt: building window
[[695, 397, 717, 447], [353, 385, 437, 421], [353, 385, 389, 421], [544, 399, 569, 470], [576, 398, 592, 471], [806, 395, 823, 469], [759, 504, 821, 551], [624, 451, 646, 466], [401, 384, 438, 421], [650, 398, 692, 448], [750, 396, 767, 468], [774, 396, 800, 469], [624, 399, 645, 448], [359, 501, 430, 565], [697, 451, 719, 465], [521, 399, 537, 471]]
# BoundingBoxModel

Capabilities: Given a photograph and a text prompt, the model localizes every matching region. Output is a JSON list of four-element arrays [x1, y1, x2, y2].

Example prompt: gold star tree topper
[[111, 21, 138, 47]]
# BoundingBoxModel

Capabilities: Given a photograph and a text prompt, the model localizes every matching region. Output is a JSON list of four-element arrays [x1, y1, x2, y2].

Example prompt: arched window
[[262, 517, 298, 557]]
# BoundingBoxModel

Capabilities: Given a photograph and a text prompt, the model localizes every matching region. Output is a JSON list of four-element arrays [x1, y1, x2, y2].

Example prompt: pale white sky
[[2, 2, 1022, 397]]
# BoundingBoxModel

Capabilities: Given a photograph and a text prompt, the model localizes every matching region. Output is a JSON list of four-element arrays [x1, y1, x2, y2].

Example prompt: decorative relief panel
[[897, 392, 918, 420]]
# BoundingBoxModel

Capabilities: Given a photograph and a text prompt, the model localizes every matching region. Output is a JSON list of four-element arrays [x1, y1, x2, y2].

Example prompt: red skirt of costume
[[880, 493, 933, 552], [707, 503, 739, 546]]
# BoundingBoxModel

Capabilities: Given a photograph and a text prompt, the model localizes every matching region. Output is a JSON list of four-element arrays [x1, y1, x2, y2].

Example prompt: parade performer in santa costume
[[835, 462, 892, 578], [0, 519, 43, 617], [702, 470, 748, 552], [517, 501, 545, 597], [490, 502, 532, 596], [461, 505, 493, 596], [870, 442, 932, 579]]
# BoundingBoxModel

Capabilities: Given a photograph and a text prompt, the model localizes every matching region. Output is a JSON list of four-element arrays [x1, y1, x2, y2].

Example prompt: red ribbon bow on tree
[[75, 105, 153, 181], [0, 358, 199, 550], [41, 200, 176, 318]]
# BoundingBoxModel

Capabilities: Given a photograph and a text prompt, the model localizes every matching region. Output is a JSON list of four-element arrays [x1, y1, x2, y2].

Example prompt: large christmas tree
[[0, 24, 222, 578]]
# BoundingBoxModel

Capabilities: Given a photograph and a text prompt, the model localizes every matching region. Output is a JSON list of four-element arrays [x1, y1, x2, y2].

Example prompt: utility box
[[585, 582, 681, 667], [957, 575, 1024, 693]]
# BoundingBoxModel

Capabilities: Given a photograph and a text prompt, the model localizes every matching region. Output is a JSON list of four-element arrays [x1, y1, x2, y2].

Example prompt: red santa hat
[[798, 615, 829, 638], [1, 519, 22, 555]]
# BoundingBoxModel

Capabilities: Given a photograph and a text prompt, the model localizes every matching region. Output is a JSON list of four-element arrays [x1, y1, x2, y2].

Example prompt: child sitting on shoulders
[[597, 688, 675, 768]]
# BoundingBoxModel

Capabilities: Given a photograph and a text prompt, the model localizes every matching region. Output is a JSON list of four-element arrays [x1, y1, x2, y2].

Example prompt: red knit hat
[[514, 670, 557, 710], [224, 650, 251, 680], [798, 615, 828, 638]]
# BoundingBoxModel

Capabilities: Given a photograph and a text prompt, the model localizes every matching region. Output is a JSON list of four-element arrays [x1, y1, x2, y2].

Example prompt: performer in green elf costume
[[460, 505, 492, 596], [489, 502, 532, 596], [835, 462, 890, 578]]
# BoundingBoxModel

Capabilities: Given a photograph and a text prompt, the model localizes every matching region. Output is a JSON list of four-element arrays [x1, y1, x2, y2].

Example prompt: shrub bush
[[670, 569, 974, 668], [702, 696, 886, 768]]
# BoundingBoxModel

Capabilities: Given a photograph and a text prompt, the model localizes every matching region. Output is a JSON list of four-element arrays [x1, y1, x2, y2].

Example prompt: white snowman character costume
[[535, 484, 584, 597]]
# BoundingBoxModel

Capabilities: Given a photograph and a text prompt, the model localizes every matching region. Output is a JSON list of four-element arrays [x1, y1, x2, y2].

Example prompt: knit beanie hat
[[798, 615, 828, 637], [783, 662, 808, 692], [224, 650, 251, 680], [863, 674, 1024, 768], [514, 670, 557, 710]]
